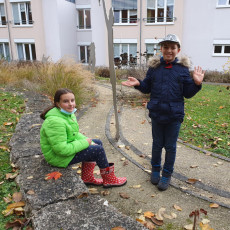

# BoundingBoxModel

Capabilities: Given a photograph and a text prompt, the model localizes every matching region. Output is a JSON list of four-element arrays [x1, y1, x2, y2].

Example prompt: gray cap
[[159, 34, 181, 47]]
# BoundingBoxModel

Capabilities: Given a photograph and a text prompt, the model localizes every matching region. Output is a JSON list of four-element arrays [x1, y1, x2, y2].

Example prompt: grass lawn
[[180, 84, 230, 158], [0, 89, 25, 229]]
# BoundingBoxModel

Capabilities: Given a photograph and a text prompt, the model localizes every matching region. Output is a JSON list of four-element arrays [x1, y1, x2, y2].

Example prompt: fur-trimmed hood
[[147, 56, 191, 69]]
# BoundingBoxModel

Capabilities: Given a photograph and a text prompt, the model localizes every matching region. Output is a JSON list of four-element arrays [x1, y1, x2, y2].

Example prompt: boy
[[122, 34, 205, 191]]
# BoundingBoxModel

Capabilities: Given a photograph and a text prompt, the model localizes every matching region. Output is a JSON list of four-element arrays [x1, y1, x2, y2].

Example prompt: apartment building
[[0, 0, 229, 72]]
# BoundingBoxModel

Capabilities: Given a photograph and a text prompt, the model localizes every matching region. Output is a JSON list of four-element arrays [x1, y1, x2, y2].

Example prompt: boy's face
[[160, 42, 180, 62]]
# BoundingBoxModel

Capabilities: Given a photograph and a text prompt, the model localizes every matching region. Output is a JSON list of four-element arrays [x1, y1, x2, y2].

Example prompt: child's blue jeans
[[151, 119, 181, 174], [68, 139, 109, 169]]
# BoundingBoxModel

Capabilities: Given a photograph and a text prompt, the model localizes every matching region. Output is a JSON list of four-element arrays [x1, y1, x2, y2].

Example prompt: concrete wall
[[182, 0, 230, 71], [42, 0, 77, 62]]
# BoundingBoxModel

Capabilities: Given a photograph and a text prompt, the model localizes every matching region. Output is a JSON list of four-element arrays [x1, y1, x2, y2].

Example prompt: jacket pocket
[[169, 102, 184, 117], [147, 100, 159, 111]]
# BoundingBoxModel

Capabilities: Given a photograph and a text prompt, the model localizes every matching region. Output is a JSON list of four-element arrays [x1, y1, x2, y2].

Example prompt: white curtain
[[12, 3, 20, 24], [17, 44, 24, 60]]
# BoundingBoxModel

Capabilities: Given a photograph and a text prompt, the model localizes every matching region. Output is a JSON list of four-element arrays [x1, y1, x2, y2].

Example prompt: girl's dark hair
[[40, 88, 74, 120]]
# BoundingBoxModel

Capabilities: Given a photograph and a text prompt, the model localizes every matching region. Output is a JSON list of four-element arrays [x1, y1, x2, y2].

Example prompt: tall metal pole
[[139, 0, 142, 68]]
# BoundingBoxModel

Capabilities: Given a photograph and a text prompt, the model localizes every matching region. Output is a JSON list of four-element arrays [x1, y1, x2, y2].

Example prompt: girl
[[40, 88, 127, 188]]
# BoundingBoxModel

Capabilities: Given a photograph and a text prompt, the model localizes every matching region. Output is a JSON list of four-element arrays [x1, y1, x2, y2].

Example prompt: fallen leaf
[[123, 160, 129, 166], [111, 227, 126, 230], [30, 124, 41, 128], [0, 146, 10, 152], [45, 171, 62, 180], [101, 190, 110, 196], [5, 219, 27, 229], [89, 188, 99, 194], [163, 213, 173, 219], [119, 192, 130, 199], [209, 203, 219, 208], [150, 216, 163, 226], [3, 197, 12, 204], [186, 178, 198, 184], [144, 211, 154, 218], [137, 215, 146, 222], [27, 176, 33, 180], [4, 122, 13, 126], [72, 165, 80, 170], [6, 173, 18, 180], [184, 224, 193, 230], [132, 185, 142, 189], [173, 204, 182, 211], [171, 212, 177, 219], [76, 169, 82, 174], [201, 219, 210, 224], [190, 165, 198, 168], [141, 120, 146, 124], [125, 146, 130, 150], [27, 190, 35, 195], [0, 181, 4, 185], [137, 209, 142, 214], [144, 220, 156, 229], [144, 169, 151, 173], [155, 207, 165, 221], [12, 192, 22, 202], [2, 208, 14, 216], [7, 201, 25, 209], [77, 192, 88, 199], [118, 145, 125, 148], [120, 157, 126, 161], [14, 207, 24, 216]]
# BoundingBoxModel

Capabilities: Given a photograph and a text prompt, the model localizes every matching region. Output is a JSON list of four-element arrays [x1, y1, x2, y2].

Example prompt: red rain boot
[[81, 162, 103, 186], [100, 163, 127, 188]]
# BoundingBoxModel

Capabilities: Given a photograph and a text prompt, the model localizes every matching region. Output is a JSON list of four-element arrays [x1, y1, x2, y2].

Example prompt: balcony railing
[[143, 17, 176, 23]]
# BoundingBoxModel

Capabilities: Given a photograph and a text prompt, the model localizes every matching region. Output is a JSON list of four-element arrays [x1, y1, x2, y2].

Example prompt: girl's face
[[58, 93, 76, 113], [160, 42, 180, 62]]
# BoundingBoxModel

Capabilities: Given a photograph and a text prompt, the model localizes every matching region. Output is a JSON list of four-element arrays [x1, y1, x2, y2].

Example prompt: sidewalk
[[9, 82, 230, 230]]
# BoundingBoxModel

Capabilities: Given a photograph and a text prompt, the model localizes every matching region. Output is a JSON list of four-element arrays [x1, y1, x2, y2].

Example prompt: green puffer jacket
[[40, 107, 89, 167]]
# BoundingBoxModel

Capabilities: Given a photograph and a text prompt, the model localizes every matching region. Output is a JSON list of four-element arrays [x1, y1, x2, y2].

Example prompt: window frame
[[216, 0, 230, 7], [146, 0, 175, 25], [113, 42, 138, 67], [77, 8, 91, 30], [145, 43, 161, 60], [0, 3, 6, 26], [78, 44, 90, 64], [0, 42, 10, 61], [16, 42, 36, 61], [213, 40, 230, 56], [11, 2, 33, 26], [113, 9, 138, 25]]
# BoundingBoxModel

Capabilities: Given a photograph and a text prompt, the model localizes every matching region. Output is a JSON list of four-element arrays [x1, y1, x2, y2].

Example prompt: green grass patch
[[0, 90, 25, 229], [180, 84, 230, 158]]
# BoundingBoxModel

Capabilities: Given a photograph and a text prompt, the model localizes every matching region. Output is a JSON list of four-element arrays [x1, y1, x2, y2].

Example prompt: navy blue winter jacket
[[135, 56, 201, 123]]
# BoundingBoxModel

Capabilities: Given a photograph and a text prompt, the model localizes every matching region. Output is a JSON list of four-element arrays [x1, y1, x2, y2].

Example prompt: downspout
[[139, 0, 142, 68], [4, 0, 14, 60]]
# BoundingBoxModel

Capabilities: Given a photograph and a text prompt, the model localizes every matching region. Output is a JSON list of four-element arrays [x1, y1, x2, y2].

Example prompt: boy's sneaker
[[157, 170, 172, 191], [151, 166, 161, 185]]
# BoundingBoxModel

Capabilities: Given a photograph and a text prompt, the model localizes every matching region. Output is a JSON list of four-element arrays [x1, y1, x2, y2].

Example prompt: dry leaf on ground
[[186, 178, 199, 184], [144, 220, 156, 229], [173, 204, 182, 211], [27, 190, 35, 195], [155, 207, 165, 221], [199, 223, 214, 230], [45, 171, 62, 180], [209, 203, 219, 208], [111, 227, 126, 230], [119, 192, 130, 199], [77, 192, 88, 199], [89, 188, 99, 194], [12, 192, 22, 202], [184, 224, 193, 230], [150, 216, 163, 226], [144, 211, 154, 218]]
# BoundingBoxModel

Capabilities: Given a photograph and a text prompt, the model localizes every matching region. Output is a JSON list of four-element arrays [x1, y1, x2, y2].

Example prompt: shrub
[[0, 58, 94, 108], [95, 66, 110, 78], [196, 70, 230, 83]]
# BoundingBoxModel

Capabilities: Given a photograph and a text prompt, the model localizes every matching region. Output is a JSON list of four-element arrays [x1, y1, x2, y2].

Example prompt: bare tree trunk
[[100, 0, 120, 140]]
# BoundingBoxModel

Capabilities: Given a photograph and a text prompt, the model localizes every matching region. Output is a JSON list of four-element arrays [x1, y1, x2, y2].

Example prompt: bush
[[95, 66, 110, 78], [195, 70, 230, 83], [0, 58, 94, 108]]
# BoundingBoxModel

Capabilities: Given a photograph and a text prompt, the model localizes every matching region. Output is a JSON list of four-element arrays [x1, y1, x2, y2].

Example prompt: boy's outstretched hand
[[121, 77, 140, 87], [193, 66, 205, 85]]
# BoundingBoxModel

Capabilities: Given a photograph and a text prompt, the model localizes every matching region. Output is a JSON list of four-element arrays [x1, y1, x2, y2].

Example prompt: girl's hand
[[86, 138, 92, 145], [193, 66, 205, 85], [122, 77, 140, 87]]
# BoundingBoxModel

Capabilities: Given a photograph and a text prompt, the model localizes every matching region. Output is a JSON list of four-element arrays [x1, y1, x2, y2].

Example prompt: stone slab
[[32, 195, 147, 230], [16, 155, 88, 212]]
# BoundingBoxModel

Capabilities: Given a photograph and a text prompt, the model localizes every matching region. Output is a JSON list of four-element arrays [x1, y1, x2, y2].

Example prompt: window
[[147, 0, 174, 23], [17, 43, 36, 61], [112, 0, 137, 24], [12, 2, 33, 25], [217, 0, 230, 6], [78, 9, 91, 29], [145, 43, 161, 60], [213, 43, 230, 56], [114, 43, 137, 67], [0, 43, 10, 61], [79, 45, 90, 63], [0, 4, 6, 26], [66, 0, 75, 3]]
